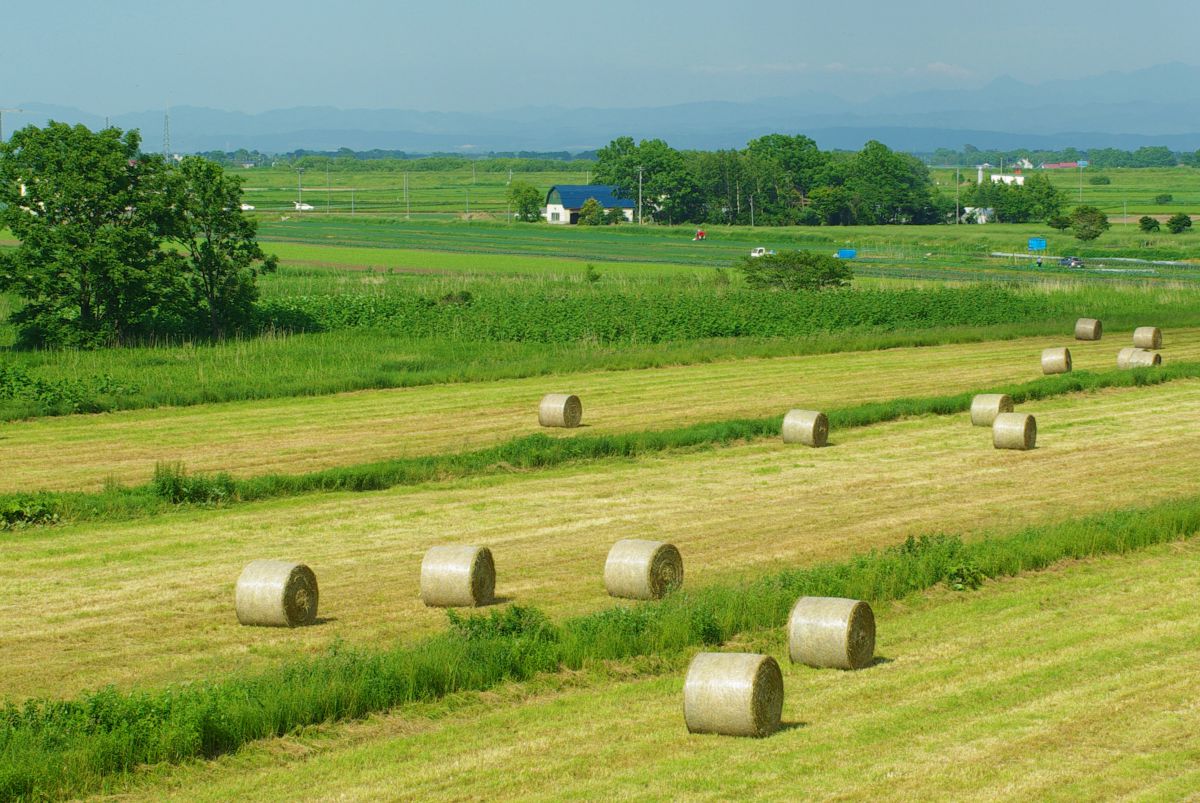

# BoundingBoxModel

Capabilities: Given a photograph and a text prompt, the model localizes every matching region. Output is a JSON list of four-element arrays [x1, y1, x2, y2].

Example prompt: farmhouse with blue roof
[[544, 185, 635, 224]]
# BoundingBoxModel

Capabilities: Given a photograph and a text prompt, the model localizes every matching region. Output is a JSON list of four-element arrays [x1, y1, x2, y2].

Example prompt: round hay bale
[[538, 393, 582, 428], [235, 560, 318, 628], [787, 597, 876, 670], [969, 393, 1013, 427], [1133, 327, 1162, 349], [1041, 347, 1072, 375], [1074, 318, 1102, 341], [993, 412, 1037, 451], [683, 652, 784, 738], [1118, 347, 1162, 369], [781, 409, 829, 447], [604, 539, 683, 600], [420, 545, 496, 607]]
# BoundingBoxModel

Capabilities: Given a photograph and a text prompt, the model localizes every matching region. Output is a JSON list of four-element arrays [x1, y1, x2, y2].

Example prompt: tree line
[[0, 123, 276, 348], [927, 144, 1200, 169]]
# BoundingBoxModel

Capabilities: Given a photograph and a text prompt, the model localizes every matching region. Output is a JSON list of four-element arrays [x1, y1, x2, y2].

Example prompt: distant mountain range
[[9, 63, 1200, 154]]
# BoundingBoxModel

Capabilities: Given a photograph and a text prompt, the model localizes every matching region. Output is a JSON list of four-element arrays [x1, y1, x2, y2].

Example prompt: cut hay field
[[120, 537, 1200, 801], [6, 328, 1200, 493], [4, 380, 1199, 700]]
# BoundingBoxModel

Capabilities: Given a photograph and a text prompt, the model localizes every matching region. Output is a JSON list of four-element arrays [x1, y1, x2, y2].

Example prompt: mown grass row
[[5, 494, 1200, 800], [2, 362, 1197, 530]]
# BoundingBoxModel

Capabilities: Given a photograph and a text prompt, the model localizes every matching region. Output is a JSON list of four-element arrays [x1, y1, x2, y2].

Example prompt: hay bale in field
[[969, 394, 1013, 427], [235, 560, 318, 627], [604, 539, 683, 600], [538, 393, 582, 428], [1041, 347, 1072, 375], [781, 409, 829, 447], [1074, 318, 1102, 341], [993, 412, 1037, 451], [683, 652, 784, 738], [420, 545, 496, 607], [1118, 347, 1162, 369], [1133, 327, 1163, 349], [787, 597, 876, 670]]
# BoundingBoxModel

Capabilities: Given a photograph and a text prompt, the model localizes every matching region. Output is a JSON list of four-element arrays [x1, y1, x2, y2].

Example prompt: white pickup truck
[[749, 247, 776, 258]]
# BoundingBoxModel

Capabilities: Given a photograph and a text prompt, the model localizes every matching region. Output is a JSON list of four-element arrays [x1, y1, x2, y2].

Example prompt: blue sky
[[3, 0, 1197, 113]]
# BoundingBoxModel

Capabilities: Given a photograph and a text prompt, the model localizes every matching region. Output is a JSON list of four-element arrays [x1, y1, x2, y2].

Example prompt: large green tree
[[0, 122, 175, 346], [160, 156, 278, 339], [1069, 205, 1111, 241]]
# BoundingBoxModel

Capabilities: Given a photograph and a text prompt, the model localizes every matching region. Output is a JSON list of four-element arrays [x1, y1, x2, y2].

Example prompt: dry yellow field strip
[[4, 328, 1200, 493], [2, 381, 1199, 701], [121, 540, 1200, 802]]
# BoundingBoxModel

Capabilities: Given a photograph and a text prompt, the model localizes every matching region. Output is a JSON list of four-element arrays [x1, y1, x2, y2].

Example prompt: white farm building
[[544, 185, 635, 224]]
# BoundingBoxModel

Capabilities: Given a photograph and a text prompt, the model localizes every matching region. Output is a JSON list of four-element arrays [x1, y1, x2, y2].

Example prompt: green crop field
[[3, 190, 1200, 799]]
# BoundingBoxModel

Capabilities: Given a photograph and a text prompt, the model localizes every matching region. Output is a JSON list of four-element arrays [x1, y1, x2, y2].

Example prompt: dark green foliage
[[1087, 175, 1111, 185], [0, 362, 139, 415], [737, 251, 853, 291], [576, 198, 605, 226], [966, 173, 1063, 223], [1139, 216, 1161, 233], [1069, 205, 1110, 241], [6, 495, 1200, 799], [604, 206, 626, 225], [1155, 193, 1174, 204], [507, 180, 543, 222], [0, 496, 59, 528], [6, 360, 1200, 530], [1166, 213, 1193, 234], [1047, 214, 1071, 231]]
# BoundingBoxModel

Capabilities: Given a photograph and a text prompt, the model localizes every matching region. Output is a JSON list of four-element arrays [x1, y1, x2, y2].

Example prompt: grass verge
[[4, 494, 1200, 800]]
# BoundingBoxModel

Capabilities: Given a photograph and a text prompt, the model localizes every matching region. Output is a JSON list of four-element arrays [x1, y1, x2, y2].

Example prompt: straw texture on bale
[[969, 393, 1013, 427], [1133, 327, 1163, 349], [787, 596, 876, 670], [1117, 347, 1162, 369], [781, 409, 829, 447], [235, 560, 318, 628], [420, 545, 496, 607], [1041, 347, 1072, 375], [604, 539, 683, 600], [1073, 318, 1102, 341], [993, 412, 1037, 451], [683, 652, 784, 738], [538, 393, 582, 428]]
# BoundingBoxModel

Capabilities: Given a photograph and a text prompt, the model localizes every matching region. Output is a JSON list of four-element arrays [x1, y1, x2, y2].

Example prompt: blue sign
[[836, 248, 857, 259], [1028, 237, 1047, 251], [1078, 160, 1089, 168]]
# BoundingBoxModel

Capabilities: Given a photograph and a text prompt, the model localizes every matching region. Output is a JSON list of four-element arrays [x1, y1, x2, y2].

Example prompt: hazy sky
[[4, 0, 1197, 113]]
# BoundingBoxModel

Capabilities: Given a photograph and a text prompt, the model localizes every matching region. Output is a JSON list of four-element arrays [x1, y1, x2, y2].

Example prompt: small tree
[[1069, 205, 1110, 241], [577, 198, 604, 226], [507, 180, 543, 222], [1154, 193, 1173, 205], [603, 206, 626, 225], [1138, 216, 1161, 233], [1047, 214, 1071, 231], [1166, 213, 1193, 234], [737, 251, 852, 292]]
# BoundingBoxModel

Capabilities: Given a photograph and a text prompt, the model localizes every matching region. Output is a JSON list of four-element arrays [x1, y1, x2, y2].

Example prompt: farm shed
[[544, 185, 635, 224]]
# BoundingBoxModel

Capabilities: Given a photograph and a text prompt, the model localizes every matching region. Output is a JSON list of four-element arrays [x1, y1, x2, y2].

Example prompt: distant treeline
[[198, 147, 598, 171], [925, 144, 1200, 168]]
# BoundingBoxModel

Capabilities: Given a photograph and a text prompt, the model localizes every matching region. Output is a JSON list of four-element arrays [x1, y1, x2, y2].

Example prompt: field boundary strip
[[5, 493, 1200, 800], [2, 362, 1196, 530]]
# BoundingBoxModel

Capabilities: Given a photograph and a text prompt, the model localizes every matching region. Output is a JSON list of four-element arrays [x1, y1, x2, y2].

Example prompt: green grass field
[[114, 538, 1200, 801], [3, 178, 1200, 798]]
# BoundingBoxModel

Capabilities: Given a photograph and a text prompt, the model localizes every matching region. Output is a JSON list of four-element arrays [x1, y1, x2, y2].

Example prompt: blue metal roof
[[546, 185, 634, 209]]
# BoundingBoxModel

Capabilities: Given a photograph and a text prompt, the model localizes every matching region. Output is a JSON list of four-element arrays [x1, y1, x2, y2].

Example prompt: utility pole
[[404, 173, 410, 220], [1078, 164, 1083, 203], [637, 166, 643, 225], [750, 194, 755, 227], [296, 167, 304, 210], [351, 188, 355, 216], [326, 166, 331, 213], [0, 108, 24, 142], [162, 110, 170, 159], [466, 188, 470, 218], [955, 165, 960, 224]]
